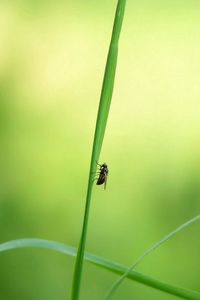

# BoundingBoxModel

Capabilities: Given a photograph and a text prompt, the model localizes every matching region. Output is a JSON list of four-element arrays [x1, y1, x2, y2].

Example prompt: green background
[[0, 1, 200, 299]]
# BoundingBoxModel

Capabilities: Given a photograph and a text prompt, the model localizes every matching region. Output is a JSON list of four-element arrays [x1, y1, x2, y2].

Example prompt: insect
[[96, 162, 109, 189]]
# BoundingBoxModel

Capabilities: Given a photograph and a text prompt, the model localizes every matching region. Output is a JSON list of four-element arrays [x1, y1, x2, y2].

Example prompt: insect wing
[[104, 173, 108, 190]]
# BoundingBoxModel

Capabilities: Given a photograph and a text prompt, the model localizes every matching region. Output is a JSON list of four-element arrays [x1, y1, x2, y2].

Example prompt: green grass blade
[[0, 238, 200, 300], [70, 1, 126, 300], [0, 239, 77, 256], [104, 215, 200, 300]]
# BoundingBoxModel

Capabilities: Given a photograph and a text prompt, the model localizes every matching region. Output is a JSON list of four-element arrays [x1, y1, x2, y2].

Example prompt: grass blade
[[104, 215, 200, 300], [0, 238, 200, 300], [70, 1, 126, 299]]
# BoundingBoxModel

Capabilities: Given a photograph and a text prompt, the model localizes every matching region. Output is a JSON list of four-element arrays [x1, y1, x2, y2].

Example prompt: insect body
[[96, 162, 109, 189]]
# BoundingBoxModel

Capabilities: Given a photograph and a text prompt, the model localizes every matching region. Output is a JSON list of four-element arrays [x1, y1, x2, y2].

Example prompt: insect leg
[[92, 177, 99, 183], [96, 160, 102, 167]]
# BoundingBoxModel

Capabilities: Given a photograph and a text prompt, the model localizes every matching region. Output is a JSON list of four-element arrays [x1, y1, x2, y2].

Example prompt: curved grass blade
[[71, 1, 126, 299], [104, 215, 200, 300], [0, 238, 200, 300]]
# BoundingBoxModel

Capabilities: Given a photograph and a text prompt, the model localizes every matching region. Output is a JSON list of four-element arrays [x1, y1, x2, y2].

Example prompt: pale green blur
[[0, 1, 200, 299]]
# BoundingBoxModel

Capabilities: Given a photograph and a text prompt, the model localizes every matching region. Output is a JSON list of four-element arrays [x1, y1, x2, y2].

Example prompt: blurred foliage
[[0, 1, 200, 299]]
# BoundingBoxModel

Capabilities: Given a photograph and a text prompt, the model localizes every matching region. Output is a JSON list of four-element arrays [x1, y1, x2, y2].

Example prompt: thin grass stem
[[70, 1, 126, 299], [104, 215, 200, 300]]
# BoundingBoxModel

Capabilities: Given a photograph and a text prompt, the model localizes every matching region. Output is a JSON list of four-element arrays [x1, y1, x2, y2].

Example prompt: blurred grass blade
[[0, 239, 200, 300], [0, 239, 77, 256], [71, 1, 126, 300], [104, 215, 200, 300]]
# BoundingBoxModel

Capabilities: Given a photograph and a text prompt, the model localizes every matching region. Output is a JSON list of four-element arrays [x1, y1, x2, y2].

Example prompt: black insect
[[96, 162, 109, 189]]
